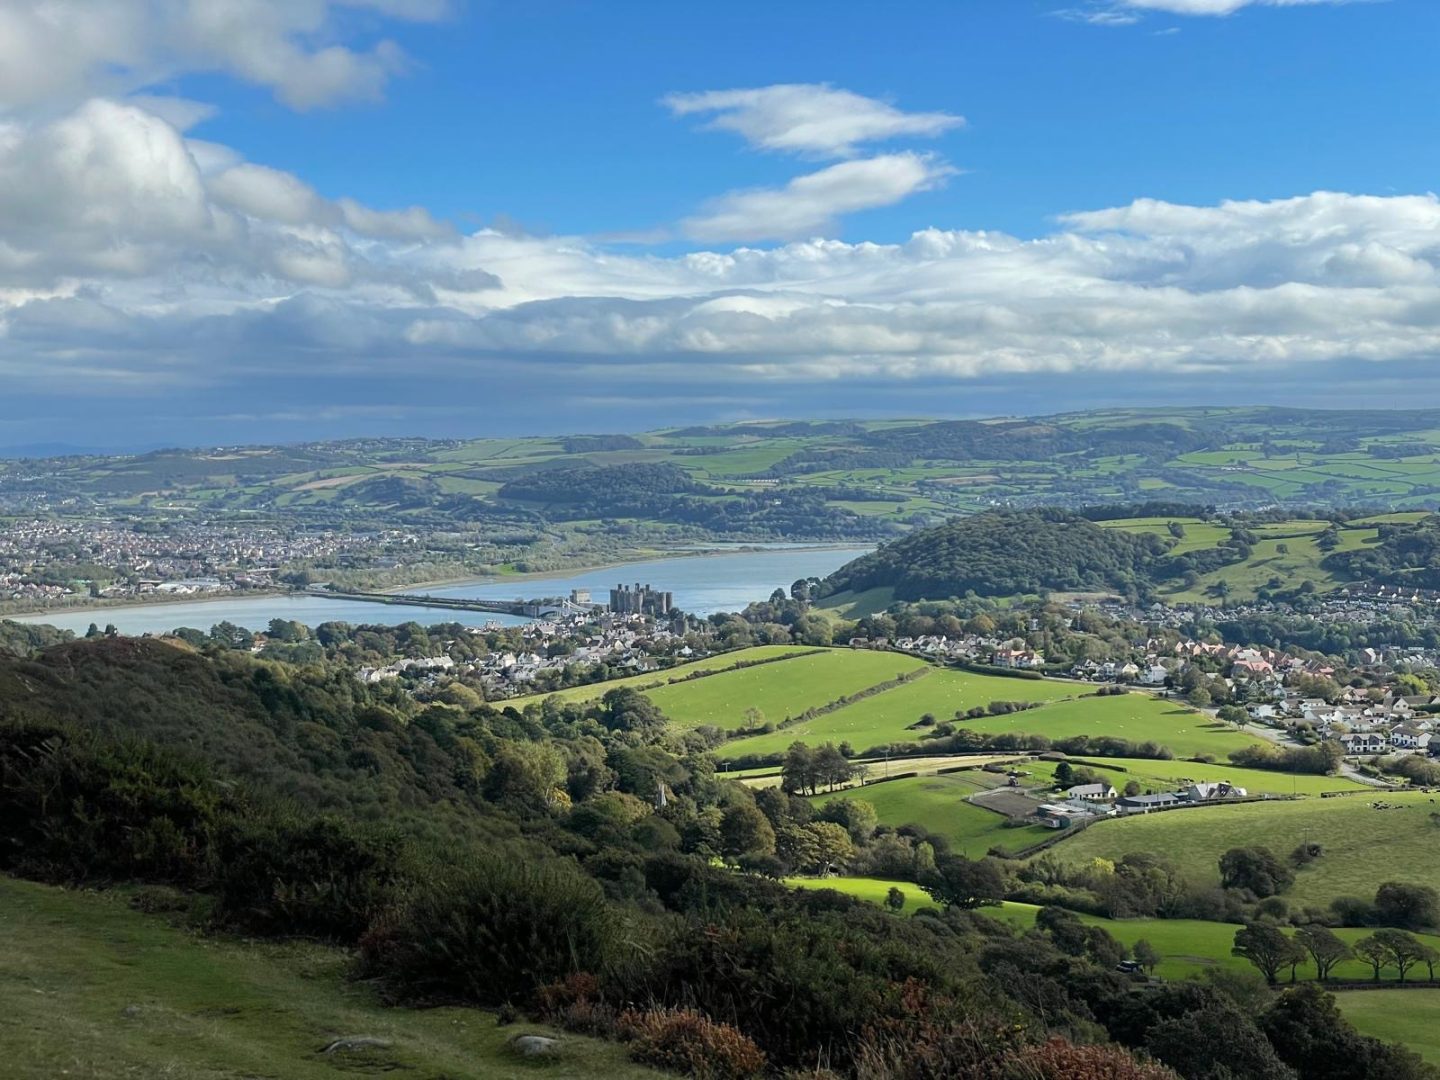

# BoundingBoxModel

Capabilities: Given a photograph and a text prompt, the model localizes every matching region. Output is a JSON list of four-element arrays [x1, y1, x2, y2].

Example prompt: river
[[9, 546, 873, 637]]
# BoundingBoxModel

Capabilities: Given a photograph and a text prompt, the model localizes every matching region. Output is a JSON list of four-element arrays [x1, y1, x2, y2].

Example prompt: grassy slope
[[1045, 792, 1440, 909], [959, 694, 1258, 760], [1334, 991, 1440, 1064], [0, 876, 659, 1080], [811, 773, 1052, 857], [720, 668, 1075, 758], [647, 649, 929, 729], [503, 645, 824, 710]]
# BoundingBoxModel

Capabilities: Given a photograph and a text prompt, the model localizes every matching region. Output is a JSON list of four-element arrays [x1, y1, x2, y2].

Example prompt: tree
[[781, 742, 817, 795], [719, 803, 776, 861], [1122, 779, 1142, 797], [805, 821, 854, 876], [1219, 846, 1294, 898], [1132, 938, 1160, 974], [1373, 928, 1429, 984], [1354, 934, 1392, 982], [816, 797, 878, 844], [1187, 686, 1212, 708], [1217, 704, 1249, 727], [1295, 925, 1352, 982], [1232, 923, 1305, 985], [1053, 761, 1074, 785], [885, 886, 906, 913], [775, 824, 819, 873], [923, 854, 1005, 910], [1374, 882, 1440, 930]]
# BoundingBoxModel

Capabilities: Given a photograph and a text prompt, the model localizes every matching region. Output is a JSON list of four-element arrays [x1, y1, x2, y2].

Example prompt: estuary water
[[11, 545, 873, 637]]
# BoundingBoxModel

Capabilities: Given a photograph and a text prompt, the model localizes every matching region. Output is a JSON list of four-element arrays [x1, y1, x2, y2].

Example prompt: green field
[[812, 772, 1053, 857], [791, 878, 1440, 988], [1334, 991, 1440, 1064], [721, 667, 1076, 758], [0, 876, 657, 1080], [959, 693, 1258, 760], [503, 645, 824, 710], [646, 648, 930, 729], [1046, 792, 1440, 910]]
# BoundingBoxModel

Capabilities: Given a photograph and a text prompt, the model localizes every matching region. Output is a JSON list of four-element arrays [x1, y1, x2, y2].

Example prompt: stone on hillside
[[509, 1034, 562, 1058], [321, 1035, 394, 1054]]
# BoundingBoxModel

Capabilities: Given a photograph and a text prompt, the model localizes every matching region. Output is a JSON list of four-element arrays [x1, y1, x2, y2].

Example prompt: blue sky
[[1, 0, 1438, 449]]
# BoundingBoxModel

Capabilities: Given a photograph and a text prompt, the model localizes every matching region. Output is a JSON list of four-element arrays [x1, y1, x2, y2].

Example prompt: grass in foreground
[[0, 875, 660, 1080]]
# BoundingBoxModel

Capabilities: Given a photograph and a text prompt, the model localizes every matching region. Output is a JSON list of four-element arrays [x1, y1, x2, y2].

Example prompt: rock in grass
[[321, 1035, 394, 1054], [509, 1034, 562, 1058]]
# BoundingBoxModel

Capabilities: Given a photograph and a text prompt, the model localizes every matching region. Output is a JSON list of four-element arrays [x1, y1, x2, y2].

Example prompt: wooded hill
[[822, 510, 1169, 601]]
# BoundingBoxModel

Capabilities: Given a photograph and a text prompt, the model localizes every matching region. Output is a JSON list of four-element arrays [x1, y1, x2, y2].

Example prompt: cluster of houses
[[352, 610, 702, 698], [1037, 778, 1251, 829], [1257, 689, 1440, 757]]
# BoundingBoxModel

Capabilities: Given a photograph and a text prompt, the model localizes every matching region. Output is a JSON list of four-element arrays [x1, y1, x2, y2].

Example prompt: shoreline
[[3, 542, 872, 624]]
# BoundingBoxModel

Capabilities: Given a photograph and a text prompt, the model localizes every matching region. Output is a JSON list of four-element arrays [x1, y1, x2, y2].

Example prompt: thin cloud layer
[[681, 153, 956, 243], [663, 83, 962, 159], [1066, 0, 1360, 24]]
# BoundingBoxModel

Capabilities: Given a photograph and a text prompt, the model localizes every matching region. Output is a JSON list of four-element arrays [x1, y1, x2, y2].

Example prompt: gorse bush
[[359, 853, 630, 1006]]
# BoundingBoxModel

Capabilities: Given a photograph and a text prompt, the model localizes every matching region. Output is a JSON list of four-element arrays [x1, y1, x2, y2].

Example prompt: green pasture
[[1334, 991, 1440, 1063], [1047, 792, 1440, 910], [648, 648, 930, 729], [720, 668, 1076, 758], [503, 645, 824, 709], [959, 693, 1258, 760], [811, 772, 1052, 857]]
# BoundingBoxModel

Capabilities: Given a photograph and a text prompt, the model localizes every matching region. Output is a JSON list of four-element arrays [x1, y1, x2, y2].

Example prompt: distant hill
[[821, 510, 1167, 601]]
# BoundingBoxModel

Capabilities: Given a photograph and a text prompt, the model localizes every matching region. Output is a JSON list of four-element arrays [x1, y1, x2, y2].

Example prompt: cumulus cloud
[[0, 0, 448, 111], [0, 98, 459, 294], [663, 83, 963, 159], [5, 169, 1440, 401], [681, 153, 957, 243]]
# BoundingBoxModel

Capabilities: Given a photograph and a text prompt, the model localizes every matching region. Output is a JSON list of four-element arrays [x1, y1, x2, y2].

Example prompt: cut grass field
[[1045, 791, 1440, 910], [0, 875, 659, 1080], [811, 772, 1053, 857], [503, 644, 824, 710], [647, 648, 930, 729], [720, 667, 1075, 758]]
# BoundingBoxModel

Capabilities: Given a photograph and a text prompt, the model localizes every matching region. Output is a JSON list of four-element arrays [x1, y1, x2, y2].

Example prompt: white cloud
[[1065, 0, 1363, 23], [681, 153, 956, 243], [6, 169, 1440, 398], [0, 98, 458, 293], [663, 83, 963, 158], [0, 1, 449, 111]]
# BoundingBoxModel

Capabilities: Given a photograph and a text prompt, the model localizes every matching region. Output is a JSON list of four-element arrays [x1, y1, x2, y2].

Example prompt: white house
[[1066, 782, 1118, 803], [1339, 731, 1389, 756]]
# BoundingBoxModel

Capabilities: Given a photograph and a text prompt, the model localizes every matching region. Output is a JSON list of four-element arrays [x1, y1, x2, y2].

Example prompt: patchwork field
[[647, 649, 930, 729], [957, 693, 1258, 760], [720, 666, 1076, 757], [1045, 792, 1440, 910], [0, 876, 653, 1080], [503, 644, 824, 709], [812, 772, 1053, 857]]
